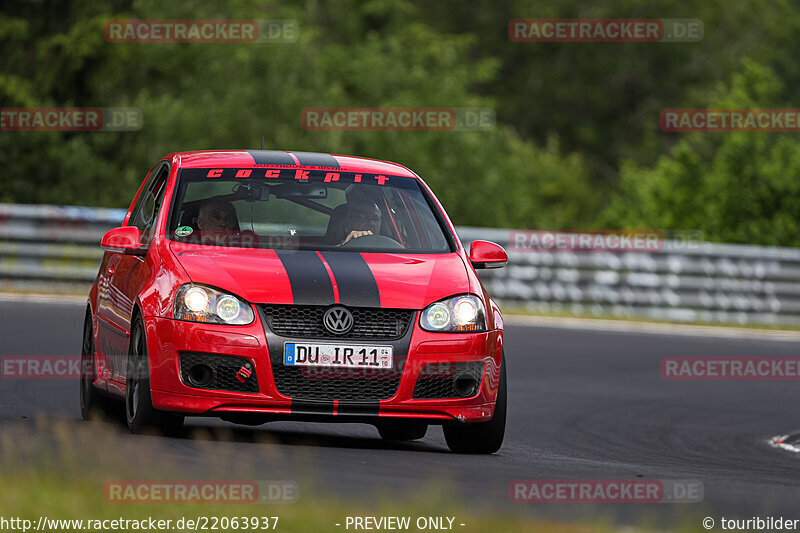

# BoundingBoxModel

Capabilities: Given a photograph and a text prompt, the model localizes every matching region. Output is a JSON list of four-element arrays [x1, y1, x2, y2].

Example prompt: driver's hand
[[340, 230, 373, 245]]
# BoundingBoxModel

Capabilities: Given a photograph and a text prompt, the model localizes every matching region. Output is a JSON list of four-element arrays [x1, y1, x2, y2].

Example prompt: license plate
[[283, 343, 393, 369]]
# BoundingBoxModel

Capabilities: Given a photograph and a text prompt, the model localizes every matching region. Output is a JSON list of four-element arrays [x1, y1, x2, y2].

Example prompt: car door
[[98, 162, 170, 384]]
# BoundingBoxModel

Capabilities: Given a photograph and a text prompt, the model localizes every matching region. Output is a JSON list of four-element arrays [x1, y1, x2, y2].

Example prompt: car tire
[[126, 315, 185, 436], [376, 421, 428, 441], [443, 354, 506, 454], [80, 309, 119, 421]]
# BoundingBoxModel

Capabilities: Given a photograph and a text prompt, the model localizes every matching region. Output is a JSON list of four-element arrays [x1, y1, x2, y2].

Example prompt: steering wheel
[[340, 234, 404, 250]]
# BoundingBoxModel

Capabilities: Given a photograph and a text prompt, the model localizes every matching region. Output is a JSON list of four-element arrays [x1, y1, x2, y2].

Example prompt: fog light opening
[[454, 374, 479, 398], [186, 364, 215, 387]]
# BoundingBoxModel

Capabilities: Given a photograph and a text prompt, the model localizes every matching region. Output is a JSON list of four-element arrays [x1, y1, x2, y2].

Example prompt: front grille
[[260, 304, 413, 401], [260, 304, 414, 340], [412, 362, 484, 399], [271, 365, 401, 401], [179, 352, 258, 393]]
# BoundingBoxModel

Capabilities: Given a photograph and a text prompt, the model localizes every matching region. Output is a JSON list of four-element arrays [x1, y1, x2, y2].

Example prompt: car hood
[[170, 243, 470, 309]]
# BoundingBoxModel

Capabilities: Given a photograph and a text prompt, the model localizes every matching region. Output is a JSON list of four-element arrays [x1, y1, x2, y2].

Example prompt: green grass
[[0, 418, 713, 533], [0, 474, 599, 533]]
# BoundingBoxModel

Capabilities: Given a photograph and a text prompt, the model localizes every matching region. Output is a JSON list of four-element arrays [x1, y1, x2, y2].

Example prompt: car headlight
[[175, 284, 254, 325], [420, 295, 486, 333]]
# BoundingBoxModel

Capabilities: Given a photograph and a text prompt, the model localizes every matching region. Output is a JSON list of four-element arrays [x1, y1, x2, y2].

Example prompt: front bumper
[[145, 310, 503, 424]]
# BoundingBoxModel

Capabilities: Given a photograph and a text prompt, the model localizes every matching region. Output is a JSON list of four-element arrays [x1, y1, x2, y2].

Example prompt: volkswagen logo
[[323, 306, 354, 335]]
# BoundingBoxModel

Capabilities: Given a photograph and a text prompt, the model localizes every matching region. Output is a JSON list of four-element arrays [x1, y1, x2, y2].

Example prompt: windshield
[[167, 168, 453, 253]]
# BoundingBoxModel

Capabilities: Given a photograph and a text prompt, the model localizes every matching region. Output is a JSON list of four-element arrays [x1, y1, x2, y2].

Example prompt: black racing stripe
[[336, 402, 380, 416], [246, 150, 296, 165], [275, 250, 335, 305], [291, 399, 334, 414], [291, 151, 340, 168], [320, 252, 380, 307]]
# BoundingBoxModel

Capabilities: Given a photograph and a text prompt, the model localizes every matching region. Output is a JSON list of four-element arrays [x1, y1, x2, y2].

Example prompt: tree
[[604, 59, 800, 246]]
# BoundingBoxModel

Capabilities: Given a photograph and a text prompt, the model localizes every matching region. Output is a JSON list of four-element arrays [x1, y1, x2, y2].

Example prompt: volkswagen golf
[[81, 150, 508, 453]]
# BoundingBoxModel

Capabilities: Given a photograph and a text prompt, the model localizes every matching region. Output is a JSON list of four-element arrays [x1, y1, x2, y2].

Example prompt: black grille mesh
[[179, 352, 258, 393], [260, 305, 413, 340], [412, 362, 484, 399], [271, 365, 401, 401]]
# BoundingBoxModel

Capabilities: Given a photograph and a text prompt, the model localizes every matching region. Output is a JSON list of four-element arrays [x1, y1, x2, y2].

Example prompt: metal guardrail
[[1, 203, 799, 326], [459, 227, 800, 327], [0, 204, 125, 293]]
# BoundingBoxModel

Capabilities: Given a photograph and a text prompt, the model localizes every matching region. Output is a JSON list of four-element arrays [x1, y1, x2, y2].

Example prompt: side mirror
[[101, 226, 147, 256], [469, 240, 508, 269]]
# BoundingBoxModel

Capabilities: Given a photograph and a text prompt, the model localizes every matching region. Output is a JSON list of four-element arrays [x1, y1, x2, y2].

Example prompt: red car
[[81, 150, 508, 453]]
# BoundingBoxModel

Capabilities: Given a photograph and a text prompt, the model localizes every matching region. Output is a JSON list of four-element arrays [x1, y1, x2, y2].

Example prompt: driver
[[197, 198, 238, 232], [192, 198, 258, 247], [338, 196, 382, 246]]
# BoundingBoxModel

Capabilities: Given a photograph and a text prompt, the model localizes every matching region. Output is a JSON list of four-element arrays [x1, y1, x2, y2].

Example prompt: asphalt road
[[2, 299, 800, 526]]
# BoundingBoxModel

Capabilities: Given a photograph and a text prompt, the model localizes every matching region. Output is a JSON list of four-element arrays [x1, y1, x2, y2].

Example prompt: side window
[[129, 164, 169, 244], [382, 187, 420, 246], [407, 191, 449, 249]]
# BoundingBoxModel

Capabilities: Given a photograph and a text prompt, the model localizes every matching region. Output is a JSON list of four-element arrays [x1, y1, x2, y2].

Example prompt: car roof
[[169, 150, 419, 178]]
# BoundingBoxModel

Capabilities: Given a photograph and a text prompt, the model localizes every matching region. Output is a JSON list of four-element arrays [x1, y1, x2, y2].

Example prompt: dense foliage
[[1, 0, 798, 245]]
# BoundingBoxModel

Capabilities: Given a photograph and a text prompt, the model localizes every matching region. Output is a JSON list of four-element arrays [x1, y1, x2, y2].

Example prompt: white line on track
[[0, 292, 86, 305], [770, 435, 800, 454], [505, 314, 800, 342]]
